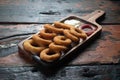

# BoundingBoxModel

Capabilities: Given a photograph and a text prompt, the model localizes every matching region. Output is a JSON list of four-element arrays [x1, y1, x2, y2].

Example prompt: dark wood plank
[[0, 65, 120, 80], [0, 24, 41, 39], [0, 0, 120, 23], [0, 24, 40, 58], [0, 24, 120, 66]]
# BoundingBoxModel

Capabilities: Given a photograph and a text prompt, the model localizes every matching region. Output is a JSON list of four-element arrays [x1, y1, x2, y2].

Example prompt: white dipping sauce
[[64, 19, 82, 28]]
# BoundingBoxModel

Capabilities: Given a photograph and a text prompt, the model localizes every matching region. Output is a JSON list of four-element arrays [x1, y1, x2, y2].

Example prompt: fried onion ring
[[23, 39, 45, 54], [63, 29, 79, 42], [44, 24, 64, 34], [53, 35, 72, 46], [39, 29, 56, 40], [32, 34, 52, 46], [40, 48, 61, 62], [49, 43, 67, 52], [54, 21, 74, 29], [70, 28, 87, 39]]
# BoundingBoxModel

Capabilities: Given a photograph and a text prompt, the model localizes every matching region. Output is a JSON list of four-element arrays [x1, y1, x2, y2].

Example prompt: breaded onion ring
[[70, 28, 87, 39], [23, 39, 45, 54], [63, 29, 79, 42], [40, 48, 61, 62], [32, 34, 52, 46], [49, 43, 67, 52], [39, 29, 56, 40], [54, 21, 74, 29], [53, 35, 72, 46], [44, 24, 63, 34]]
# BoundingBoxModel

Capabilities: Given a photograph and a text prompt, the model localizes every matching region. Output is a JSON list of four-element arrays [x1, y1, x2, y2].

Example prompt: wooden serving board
[[18, 10, 105, 66]]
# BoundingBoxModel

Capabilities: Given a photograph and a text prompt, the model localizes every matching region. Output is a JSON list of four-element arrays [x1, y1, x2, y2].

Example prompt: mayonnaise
[[64, 19, 82, 28]]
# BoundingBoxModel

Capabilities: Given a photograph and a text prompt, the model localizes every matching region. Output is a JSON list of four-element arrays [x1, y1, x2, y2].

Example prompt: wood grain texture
[[0, 0, 120, 23]]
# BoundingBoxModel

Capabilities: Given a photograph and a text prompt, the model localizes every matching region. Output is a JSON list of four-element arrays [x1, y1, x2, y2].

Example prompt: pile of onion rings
[[23, 22, 88, 62]]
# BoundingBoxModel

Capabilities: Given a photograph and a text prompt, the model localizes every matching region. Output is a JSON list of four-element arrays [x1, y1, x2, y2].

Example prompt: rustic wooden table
[[0, 0, 120, 80]]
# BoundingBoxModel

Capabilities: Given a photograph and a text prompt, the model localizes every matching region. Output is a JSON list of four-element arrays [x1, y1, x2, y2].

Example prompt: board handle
[[82, 10, 105, 23]]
